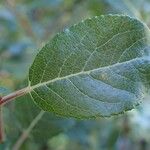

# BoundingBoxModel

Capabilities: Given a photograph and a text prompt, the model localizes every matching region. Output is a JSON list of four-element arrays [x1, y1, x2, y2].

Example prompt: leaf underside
[[28, 14, 150, 119]]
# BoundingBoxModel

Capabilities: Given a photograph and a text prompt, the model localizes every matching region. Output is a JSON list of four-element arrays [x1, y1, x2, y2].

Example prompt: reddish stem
[[0, 107, 4, 143], [0, 87, 30, 143], [0, 87, 30, 106]]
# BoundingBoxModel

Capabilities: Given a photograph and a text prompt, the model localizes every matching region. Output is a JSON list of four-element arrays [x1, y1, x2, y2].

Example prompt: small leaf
[[28, 14, 150, 118]]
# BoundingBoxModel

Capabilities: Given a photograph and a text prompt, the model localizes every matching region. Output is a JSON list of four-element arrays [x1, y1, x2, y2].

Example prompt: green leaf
[[4, 94, 74, 149], [28, 14, 150, 118], [14, 94, 75, 144]]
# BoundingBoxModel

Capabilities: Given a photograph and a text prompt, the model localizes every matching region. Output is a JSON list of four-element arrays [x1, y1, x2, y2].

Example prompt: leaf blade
[[28, 14, 150, 118]]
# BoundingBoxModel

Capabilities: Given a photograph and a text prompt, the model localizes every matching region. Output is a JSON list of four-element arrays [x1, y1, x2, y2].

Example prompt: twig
[[0, 87, 30, 106], [0, 106, 5, 143], [12, 110, 45, 150]]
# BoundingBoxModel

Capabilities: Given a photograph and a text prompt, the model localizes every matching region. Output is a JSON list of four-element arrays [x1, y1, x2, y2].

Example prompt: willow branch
[[0, 87, 30, 106], [0, 107, 5, 143]]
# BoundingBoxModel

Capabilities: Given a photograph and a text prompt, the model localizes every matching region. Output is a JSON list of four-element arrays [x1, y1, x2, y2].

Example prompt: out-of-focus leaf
[[0, 87, 10, 97], [11, 94, 74, 146], [9, 41, 32, 58], [105, 0, 134, 16]]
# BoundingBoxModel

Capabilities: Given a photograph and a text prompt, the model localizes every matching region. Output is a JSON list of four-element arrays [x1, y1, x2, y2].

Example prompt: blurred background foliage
[[0, 0, 150, 150]]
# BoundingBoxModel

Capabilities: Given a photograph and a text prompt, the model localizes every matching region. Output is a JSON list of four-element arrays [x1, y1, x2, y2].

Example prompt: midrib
[[28, 57, 148, 91]]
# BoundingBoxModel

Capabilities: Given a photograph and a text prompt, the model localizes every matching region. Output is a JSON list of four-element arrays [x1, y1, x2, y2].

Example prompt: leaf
[[13, 94, 75, 144], [4, 94, 75, 149], [28, 14, 150, 119]]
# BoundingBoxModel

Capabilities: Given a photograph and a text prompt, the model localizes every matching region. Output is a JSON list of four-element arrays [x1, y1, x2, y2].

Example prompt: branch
[[0, 107, 5, 143], [0, 87, 30, 106], [12, 110, 45, 150]]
